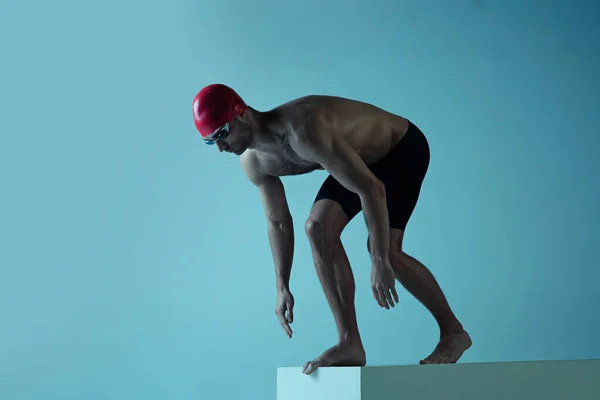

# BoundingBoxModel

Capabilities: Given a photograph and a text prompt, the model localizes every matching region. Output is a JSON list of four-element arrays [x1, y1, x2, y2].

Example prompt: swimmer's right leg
[[302, 199, 366, 375]]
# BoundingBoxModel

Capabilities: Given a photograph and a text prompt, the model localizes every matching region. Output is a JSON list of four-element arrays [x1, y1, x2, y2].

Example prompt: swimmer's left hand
[[370, 260, 398, 309]]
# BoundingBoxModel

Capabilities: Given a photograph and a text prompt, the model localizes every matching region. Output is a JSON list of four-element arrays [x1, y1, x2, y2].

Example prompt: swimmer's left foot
[[420, 330, 472, 364]]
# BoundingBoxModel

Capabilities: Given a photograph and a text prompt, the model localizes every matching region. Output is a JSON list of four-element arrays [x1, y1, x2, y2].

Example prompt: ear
[[234, 104, 246, 114], [235, 108, 249, 124]]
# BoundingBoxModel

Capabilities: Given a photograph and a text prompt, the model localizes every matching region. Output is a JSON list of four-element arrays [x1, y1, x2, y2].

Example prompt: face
[[204, 119, 251, 155]]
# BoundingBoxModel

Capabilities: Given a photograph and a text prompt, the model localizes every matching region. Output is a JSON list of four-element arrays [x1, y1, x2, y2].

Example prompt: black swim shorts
[[314, 120, 430, 231]]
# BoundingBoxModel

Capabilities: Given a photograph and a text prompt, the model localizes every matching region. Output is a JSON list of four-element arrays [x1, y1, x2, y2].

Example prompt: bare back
[[241, 95, 410, 179]]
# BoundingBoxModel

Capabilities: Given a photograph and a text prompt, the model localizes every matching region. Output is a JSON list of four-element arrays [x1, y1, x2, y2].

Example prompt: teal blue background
[[1, 0, 599, 399]]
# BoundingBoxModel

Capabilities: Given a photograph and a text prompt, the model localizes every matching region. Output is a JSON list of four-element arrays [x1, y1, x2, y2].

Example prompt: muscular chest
[[254, 143, 322, 177]]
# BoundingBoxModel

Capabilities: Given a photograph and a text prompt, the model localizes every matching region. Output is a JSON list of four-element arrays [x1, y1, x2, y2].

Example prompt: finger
[[382, 291, 391, 309], [286, 304, 294, 324], [277, 311, 293, 337], [372, 287, 384, 308], [377, 287, 389, 309], [281, 319, 292, 337], [383, 287, 395, 308], [288, 304, 294, 324], [391, 285, 399, 304]]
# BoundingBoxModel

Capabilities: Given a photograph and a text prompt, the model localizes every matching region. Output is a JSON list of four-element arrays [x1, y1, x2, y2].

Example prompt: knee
[[305, 216, 321, 236], [305, 200, 348, 247], [305, 217, 331, 243], [305, 214, 345, 248]]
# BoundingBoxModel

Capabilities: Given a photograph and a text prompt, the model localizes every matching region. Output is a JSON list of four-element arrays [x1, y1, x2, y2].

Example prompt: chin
[[234, 144, 249, 155]]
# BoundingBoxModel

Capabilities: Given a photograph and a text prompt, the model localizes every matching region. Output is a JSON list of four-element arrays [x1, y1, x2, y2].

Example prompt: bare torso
[[241, 95, 410, 177]]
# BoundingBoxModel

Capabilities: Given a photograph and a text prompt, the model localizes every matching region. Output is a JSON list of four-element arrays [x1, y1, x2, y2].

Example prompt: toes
[[304, 363, 315, 375], [302, 361, 310, 374], [437, 354, 457, 364], [420, 355, 446, 364], [302, 361, 320, 375], [437, 352, 455, 364], [422, 340, 467, 365]]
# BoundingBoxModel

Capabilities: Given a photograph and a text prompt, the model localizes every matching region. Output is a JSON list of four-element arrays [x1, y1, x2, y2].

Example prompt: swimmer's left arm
[[291, 128, 390, 262], [292, 127, 399, 309]]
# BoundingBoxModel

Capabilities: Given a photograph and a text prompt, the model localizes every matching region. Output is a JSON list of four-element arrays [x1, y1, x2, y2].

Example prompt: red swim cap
[[192, 84, 248, 138]]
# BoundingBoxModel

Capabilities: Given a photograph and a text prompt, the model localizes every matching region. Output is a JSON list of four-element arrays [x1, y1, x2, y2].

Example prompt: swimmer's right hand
[[275, 289, 295, 338]]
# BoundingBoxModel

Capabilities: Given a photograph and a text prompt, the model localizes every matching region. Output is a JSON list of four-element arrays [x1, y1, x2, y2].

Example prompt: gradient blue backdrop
[[1, 0, 599, 399]]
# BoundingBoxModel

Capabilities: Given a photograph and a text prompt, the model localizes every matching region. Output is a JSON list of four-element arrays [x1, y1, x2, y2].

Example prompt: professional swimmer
[[192, 84, 472, 375]]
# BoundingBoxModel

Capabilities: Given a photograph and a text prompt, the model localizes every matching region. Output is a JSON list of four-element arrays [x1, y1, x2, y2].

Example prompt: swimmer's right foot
[[302, 338, 366, 375]]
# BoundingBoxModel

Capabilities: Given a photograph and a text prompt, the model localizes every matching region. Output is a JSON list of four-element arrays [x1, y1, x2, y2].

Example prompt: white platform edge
[[277, 359, 600, 400]]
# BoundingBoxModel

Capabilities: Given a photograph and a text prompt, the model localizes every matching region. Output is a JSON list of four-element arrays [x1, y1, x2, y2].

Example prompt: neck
[[247, 108, 287, 150]]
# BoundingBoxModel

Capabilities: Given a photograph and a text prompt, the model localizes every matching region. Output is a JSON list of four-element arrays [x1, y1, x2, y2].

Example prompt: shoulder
[[288, 112, 335, 159], [240, 150, 268, 186]]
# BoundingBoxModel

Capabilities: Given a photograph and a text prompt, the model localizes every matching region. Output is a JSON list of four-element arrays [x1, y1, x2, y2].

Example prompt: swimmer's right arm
[[241, 154, 295, 336], [256, 174, 295, 292]]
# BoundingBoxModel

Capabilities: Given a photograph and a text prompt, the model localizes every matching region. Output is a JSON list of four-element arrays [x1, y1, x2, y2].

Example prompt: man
[[192, 83, 472, 375]]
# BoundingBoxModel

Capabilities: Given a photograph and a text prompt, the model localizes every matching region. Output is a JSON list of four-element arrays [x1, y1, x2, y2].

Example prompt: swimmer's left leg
[[374, 119, 471, 364], [383, 229, 472, 364]]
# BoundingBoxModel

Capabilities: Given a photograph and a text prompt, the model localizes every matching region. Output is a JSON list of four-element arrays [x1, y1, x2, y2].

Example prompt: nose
[[216, 141, 226, 152]]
